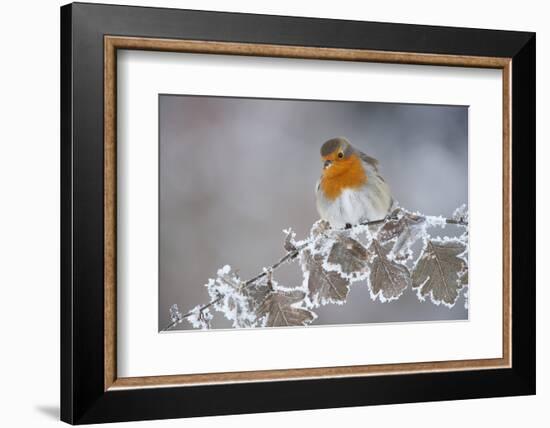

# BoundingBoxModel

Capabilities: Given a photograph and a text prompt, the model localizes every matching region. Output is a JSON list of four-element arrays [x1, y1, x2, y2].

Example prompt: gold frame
[[104, 36, 512, 391]]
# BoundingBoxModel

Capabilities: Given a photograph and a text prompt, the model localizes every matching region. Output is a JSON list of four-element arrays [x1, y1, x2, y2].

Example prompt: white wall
[[0, 0, 545, 427]]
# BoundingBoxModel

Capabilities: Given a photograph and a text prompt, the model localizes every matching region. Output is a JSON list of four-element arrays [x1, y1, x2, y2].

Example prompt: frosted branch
[[162, 206, 469, 332]]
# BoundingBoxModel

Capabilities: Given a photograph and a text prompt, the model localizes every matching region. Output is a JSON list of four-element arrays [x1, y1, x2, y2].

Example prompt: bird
[[315, 137, 393, 229]]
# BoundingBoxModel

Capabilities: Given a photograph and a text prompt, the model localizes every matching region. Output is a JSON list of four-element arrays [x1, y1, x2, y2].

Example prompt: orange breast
[[320, 154, 367, 200]]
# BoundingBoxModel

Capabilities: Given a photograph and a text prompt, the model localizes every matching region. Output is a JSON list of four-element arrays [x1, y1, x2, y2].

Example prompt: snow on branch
[[162, 206, 469, 332]]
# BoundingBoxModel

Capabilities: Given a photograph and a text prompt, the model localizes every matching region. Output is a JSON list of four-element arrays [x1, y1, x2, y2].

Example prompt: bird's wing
[[357, 151, 380, 172], [359, 153, 394, 215]]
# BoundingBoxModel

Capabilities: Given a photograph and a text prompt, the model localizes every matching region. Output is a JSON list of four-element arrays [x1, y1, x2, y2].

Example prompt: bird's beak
[[323, 159, 332, 169]]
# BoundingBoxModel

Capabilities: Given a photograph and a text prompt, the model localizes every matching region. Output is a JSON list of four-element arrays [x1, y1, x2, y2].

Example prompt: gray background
[[159, 95, 468, 331]]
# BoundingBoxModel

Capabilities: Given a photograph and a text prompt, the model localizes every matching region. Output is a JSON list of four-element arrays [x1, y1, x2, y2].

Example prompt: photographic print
[[159, 95, 469, 332], [62, 7, 534, 422]]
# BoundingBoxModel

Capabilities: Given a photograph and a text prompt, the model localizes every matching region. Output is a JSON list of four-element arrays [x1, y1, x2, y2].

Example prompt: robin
[[316, 137, 393, 229]]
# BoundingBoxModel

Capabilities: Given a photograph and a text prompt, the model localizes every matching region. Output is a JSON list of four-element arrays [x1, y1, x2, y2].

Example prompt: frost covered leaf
[[243, 281, 272, 310], [186, 305, 213, 330], [206, 265, 256, 328], [378, 211, 425, 242], [169, 304, 183, 324], [301, 248, 351, 306], [327, 236, 370, 276], [283, 228, 297, 252], [461, 271, 468, 286], [377, 208, 405, 241], [368, 240, 411, 301], [378, 210, 426, 259], [452, 204, 469, 225], [310, 219, 330, 237], [257, 288, 315, 327], [412, 239, 467, 307]]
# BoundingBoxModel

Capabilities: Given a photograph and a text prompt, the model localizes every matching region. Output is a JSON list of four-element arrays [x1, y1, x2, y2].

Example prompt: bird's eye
[[337, 152, 344, 159]]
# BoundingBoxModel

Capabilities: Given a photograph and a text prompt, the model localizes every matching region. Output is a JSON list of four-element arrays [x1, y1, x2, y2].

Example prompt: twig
[[161, 212, 468, 332], [160, 242, 309, 332], [445, 218, 468, 226], [162, 295, 224, 332]]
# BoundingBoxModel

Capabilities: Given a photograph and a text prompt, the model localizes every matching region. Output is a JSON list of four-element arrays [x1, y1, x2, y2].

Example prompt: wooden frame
[[104, 35, 512, 390], [62, 2, 535, 424]]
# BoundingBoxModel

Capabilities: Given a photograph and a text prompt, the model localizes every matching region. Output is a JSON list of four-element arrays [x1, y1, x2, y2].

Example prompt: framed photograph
[[60, 2, 535, 424]]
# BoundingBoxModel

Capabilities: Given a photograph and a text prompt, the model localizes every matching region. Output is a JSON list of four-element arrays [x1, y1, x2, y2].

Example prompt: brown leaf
[[378, 211, 426, 258], [327, 236, 370, 275], [378, 210, 424, 240], [369, 240, 411, 301], [243, 282, 272, 311], [301, 249, 351, 306], [283, 229, 297, 252], [256, 288, 315, 327], [459, 269, 468, 287], [310, 220, 330, 237], [412, 239, 467, 306], [377, 208, 405, 241]]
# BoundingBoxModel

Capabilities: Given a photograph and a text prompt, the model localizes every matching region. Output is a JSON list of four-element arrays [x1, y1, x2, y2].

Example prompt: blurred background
[[159, 95, 468, 331]]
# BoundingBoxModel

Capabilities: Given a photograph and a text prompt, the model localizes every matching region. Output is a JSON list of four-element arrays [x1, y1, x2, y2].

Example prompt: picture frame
[[60, 2, 535, 424]]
